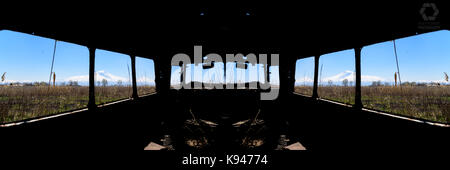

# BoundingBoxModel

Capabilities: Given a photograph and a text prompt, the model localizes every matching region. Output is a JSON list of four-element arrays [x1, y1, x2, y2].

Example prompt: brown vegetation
[[0, 85, 155, 124], [295, 85, 449, 123]]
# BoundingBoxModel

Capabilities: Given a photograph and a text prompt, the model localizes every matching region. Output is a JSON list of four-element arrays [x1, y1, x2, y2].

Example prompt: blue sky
[[296, 30, 450, 86], [0, 30, 155, 86], [1, 30, 449, 87]]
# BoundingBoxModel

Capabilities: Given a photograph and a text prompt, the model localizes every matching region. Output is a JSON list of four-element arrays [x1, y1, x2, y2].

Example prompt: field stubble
[[0, 85, 155, 124], [295, 85, 449, 123]]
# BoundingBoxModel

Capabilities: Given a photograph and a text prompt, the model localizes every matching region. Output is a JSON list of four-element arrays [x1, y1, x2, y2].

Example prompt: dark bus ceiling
[[1, 1, 448, 60]]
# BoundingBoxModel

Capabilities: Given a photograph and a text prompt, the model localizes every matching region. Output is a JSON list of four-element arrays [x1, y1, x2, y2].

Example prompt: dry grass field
[[295, 85, 450, 123], [0, 85, 155, 124]]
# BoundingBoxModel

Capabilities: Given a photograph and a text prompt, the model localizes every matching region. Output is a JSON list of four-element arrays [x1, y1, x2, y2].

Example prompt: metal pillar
[[280, 56, 296, 97], [130, 55, 138, 99], [154, 56, 171, 96], [87, 47, 96, 109], [312, 55, 320, 99], [354, 47, 362, 109]]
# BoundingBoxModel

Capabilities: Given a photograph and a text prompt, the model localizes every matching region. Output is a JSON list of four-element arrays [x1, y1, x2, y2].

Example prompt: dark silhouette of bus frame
[[0, 2, 448, 153]]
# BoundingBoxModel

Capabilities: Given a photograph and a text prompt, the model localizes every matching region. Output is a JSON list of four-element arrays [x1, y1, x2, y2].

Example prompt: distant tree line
[[319, 79, 447, 87], [370, 80, 446, 87]]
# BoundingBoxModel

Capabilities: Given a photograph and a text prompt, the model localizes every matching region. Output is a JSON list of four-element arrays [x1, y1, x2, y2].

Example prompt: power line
[[319, 63, 323, 86], [393, 40, 402, 88], [48, 40, 57, 87]]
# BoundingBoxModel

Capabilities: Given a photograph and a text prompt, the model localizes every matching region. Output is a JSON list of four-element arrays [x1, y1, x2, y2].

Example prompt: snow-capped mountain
[[322, 70, 356, 82], [65, 70, 154, 85], [65, 70, 126, 83], [295, 70, 385, 86]]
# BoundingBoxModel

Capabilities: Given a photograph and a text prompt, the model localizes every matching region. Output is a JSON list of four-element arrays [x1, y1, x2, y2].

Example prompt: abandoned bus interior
[[0, 1, 449, 165]]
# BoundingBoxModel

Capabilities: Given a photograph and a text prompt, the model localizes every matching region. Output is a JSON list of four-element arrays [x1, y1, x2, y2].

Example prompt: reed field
[[137, 85, 157, 96], [0, 85, 155, 124], [1, 82, 447, 124], [361, 86, 449, 123], [295, 85, 450, 123], [294, 86, 314, 97]]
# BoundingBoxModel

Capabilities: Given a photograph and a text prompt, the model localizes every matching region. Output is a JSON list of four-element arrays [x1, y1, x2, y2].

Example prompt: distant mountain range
[[0, 71, 154, 86], [296, 70, 384, 86], [295, 70, 447, 86], [65, 70, 155, 86], [2, 70, 446, 87]]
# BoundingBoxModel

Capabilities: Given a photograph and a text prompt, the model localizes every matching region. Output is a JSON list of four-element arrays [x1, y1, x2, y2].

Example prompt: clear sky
[[363, 30, 450, 84], [296, 30, 450, 86], [0, 30, 155, 86], [1, 30, 449, 87]]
